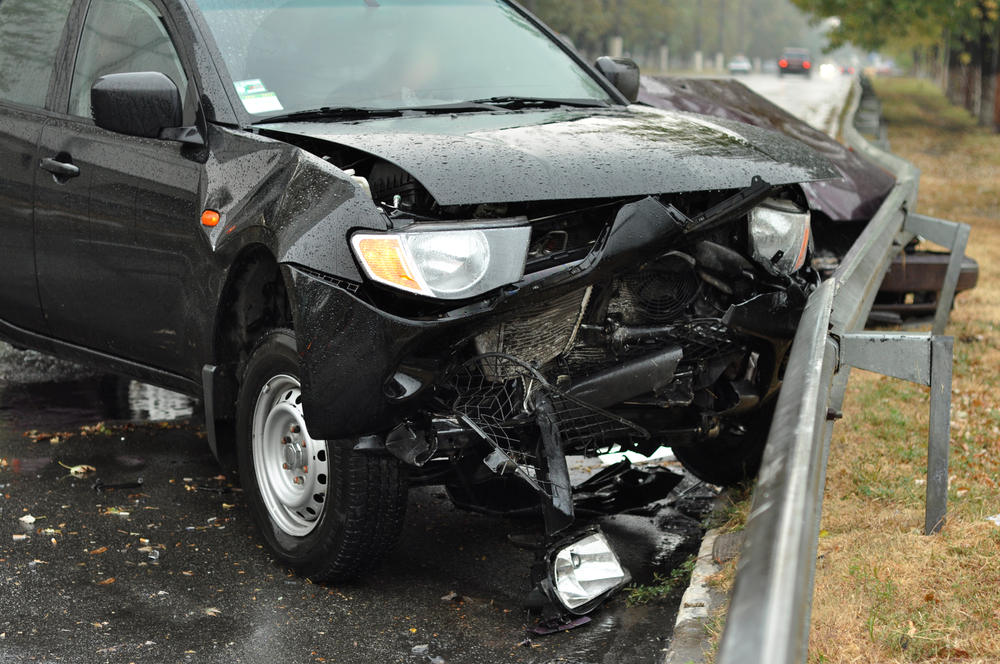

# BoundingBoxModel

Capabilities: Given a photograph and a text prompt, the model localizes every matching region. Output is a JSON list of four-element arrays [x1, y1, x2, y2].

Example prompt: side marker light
[[201, 210, 220, 227]]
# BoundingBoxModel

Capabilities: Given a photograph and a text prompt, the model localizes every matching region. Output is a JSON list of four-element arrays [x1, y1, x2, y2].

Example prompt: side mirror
[[594, 57, 640, 103], [91, 72, 203, 144]]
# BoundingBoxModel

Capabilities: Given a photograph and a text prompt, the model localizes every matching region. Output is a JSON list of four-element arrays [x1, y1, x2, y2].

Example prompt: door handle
[[40, 157, 80, 178]]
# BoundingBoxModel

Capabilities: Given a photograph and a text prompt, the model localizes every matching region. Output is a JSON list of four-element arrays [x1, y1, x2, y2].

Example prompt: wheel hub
[[251, 374, 330, 537]]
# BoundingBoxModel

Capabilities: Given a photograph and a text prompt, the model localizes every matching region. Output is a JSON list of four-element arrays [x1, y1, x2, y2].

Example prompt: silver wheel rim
[[251, 373, 329, 537]]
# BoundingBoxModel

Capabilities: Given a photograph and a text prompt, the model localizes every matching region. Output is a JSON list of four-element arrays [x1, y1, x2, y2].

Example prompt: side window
[[69, 0, 188, 119], [0, 0, 73, 108]]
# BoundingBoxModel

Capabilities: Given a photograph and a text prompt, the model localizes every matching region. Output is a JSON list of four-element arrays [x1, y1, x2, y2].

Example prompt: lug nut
[[293, 477, 303, 485], [303, 465, 308, 473], [282, 463, 289, 470], [281, 436, 290, 445], [290, 425, 301, 434], [301, 440, 307, 448]]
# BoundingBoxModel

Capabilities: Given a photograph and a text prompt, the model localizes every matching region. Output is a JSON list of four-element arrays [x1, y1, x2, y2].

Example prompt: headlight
[[351, 223, 530, 299], [540, 528, 631, 615], [748, 198, 812, 276]]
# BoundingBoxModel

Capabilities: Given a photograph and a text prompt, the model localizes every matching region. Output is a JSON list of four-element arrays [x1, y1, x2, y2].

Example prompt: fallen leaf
[[182, 571, 194, 576], [58, 462, 96, 476], [90, 547, 108, 555], [98, 577, 115, 585], [937, 646, 971, 659], [222, 503, 235, 509], [19, 515, 36, 524]]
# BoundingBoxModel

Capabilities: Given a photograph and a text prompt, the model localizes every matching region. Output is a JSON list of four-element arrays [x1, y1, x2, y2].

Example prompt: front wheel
[[672, 401, 776, 487], [236, 329, 408, 581]]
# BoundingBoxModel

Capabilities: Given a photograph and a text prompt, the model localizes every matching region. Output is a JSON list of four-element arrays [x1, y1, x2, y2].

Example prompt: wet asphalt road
[[0, 346, 715, 664]]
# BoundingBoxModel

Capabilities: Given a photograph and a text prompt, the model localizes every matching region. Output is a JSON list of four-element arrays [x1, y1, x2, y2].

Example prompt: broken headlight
[[351, 222, 530, 299], [534, 527, 631, 616], [748, 198, 811, 276]]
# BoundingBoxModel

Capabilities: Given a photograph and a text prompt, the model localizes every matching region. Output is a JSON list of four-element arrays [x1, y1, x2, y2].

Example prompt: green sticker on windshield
[[234, 79, 283, 114]]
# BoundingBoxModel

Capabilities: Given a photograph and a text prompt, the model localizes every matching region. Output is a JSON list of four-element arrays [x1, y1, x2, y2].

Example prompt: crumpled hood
[[260, 105, 838, 206]]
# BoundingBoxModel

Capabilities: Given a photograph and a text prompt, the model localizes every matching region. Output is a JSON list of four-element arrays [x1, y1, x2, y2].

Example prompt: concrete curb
[[662, 528, 728, 663]]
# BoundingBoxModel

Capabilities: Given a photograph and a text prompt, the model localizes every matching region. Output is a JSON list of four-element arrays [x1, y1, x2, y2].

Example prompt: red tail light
[[803, 61, 811, 69], [779, 59, 788, 68]]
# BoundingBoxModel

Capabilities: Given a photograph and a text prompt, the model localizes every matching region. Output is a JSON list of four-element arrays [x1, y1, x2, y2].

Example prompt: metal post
[[839, 332, 954, 535], [926, 335, 952, 534]]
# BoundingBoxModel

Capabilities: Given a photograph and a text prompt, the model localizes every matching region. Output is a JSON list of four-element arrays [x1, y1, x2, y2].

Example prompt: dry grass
[[808, 78, 1000, 663]]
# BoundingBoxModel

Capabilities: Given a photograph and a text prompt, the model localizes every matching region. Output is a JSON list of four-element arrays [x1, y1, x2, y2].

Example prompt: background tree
[[530, 0, 821, 67], [791, 0, 1000, 128]]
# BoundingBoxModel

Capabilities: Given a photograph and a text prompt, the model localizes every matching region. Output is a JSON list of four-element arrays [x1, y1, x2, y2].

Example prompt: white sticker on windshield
[[234, 79, 283, 114]]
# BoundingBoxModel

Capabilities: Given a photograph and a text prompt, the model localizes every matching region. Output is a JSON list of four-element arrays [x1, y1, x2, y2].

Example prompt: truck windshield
[[194, 0, 613, 118]]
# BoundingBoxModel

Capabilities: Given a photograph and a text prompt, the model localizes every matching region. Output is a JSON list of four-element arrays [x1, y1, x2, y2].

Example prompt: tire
[[672, 401, 776, 487], [236, 329, 408, 582]]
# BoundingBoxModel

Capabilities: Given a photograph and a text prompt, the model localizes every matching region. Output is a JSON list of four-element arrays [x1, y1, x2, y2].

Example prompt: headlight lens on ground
[[748, 198, 812, 276], [352, 223, 530, 299], [550, 530, 630, 612]]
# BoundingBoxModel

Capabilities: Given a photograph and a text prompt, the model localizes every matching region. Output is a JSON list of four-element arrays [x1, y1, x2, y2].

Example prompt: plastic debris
[[987, 514, 1000, 527], [12, 534, 29, 541], [19, 514, 36, 524], [411, 645, 429, 655], [527, 615, 591, 635]]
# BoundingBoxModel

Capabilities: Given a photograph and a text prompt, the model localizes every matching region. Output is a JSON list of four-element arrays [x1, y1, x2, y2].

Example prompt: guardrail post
[[903, 213, 971, 336], [839, 333, 953, 534], [926, 335, 953, 534]]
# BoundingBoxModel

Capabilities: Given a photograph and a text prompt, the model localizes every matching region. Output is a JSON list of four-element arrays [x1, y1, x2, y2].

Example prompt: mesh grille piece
[[443, 354, 649, 498]]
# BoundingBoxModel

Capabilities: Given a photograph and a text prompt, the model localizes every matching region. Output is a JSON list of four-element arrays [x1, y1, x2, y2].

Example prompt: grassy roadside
[[807, 78, 1000, 663]]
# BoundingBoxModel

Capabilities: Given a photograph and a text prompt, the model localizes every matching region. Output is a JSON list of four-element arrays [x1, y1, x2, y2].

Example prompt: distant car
[[779, 48, 811, 77], [727, 55, 752, 75]]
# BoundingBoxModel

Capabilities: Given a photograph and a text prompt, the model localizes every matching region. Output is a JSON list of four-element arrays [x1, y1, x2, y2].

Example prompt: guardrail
[[714, 79, 967, 664]]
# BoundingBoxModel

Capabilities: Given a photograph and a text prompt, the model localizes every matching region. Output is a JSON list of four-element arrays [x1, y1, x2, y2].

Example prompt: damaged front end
[[287, 155, 821, 618]]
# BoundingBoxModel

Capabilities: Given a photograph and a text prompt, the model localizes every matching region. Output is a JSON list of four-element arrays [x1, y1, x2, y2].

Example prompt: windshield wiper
[[254, 106, 404, 124], [467, 96, 611, 110]]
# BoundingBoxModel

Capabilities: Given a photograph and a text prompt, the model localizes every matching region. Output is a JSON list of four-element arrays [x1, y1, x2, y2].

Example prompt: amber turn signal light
[[201, 210, 221, 227], [355, 237, 422, 292]]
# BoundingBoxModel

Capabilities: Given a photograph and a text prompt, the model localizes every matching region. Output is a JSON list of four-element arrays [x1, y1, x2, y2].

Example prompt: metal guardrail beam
[[715, 79, 963, 664]]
